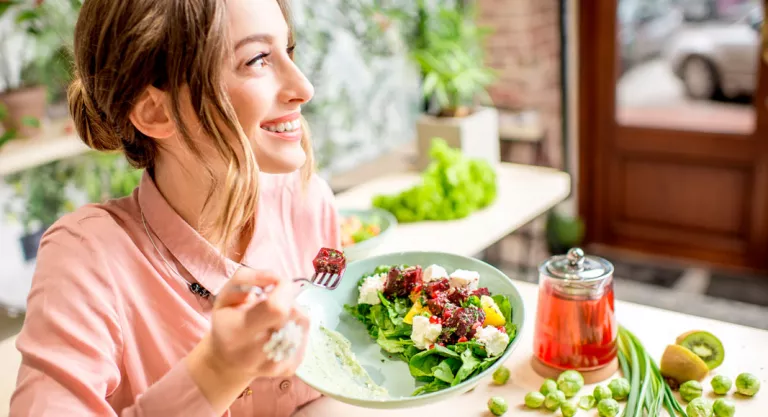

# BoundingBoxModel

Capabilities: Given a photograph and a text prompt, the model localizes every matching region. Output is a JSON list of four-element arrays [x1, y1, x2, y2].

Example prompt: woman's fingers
[[244, 276, 301, 330], [214, 267, 281, 309]]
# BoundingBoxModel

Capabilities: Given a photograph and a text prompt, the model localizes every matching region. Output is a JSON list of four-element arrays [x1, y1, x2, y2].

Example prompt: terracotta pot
[[0, 86, 47, 139]]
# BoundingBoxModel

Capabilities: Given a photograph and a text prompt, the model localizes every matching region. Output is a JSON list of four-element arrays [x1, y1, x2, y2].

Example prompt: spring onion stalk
[[617, 326, 688, 417]]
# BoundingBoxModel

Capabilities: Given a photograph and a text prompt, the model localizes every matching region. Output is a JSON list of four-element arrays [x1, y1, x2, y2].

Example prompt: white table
[[334, 163, 572, 258], [297, 281, 768, 416]]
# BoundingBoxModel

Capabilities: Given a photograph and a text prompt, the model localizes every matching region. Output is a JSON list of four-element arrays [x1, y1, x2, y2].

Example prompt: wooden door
[[578, 0, 768, 272]]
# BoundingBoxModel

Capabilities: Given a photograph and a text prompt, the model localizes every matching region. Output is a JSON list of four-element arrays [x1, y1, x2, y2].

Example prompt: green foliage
[[372, 137, 497, 222], [377, 1, 496, 115], [74, 153, 143, 203], [0, 0, 80, 97], [410, 4, 496, 114], [3, 159, 77, 233], [545, 209, 585, 254]]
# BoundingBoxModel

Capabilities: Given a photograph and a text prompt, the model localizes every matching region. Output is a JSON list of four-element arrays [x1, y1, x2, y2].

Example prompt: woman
[[9, 0, 340, 416]]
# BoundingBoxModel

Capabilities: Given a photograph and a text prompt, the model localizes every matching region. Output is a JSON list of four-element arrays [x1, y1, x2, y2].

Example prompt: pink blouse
[[9, 170, 341, 417]]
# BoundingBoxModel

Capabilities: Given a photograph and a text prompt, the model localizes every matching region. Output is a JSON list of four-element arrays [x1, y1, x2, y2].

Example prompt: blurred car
[[619, 0, 684, 73], [665, 5, 762, 99]]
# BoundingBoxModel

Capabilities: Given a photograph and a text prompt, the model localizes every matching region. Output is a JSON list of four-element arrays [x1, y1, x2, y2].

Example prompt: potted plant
[[545, 209, 586, 256], [0, 0, 80, 140], [74, 153, 143, 203], [4, 159, 77, 261], [409, 3, 499, 170]]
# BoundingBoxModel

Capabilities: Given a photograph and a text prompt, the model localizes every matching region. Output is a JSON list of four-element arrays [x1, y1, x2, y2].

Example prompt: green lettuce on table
[[371, 138, 498, 222]]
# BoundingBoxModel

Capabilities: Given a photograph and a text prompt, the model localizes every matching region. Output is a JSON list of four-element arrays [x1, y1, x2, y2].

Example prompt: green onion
[[617, 326, 688, 417]]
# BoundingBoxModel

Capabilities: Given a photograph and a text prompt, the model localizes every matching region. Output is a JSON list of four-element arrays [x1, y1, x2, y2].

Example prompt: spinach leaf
[[452, 349, 481, 386], [409, 345, 460, 380], [376, 331, 414, 354], [432, 361, 455, 384], [412, 379, 449, 396], [453, 340, 488, 358], [492, 294, 516, 338]]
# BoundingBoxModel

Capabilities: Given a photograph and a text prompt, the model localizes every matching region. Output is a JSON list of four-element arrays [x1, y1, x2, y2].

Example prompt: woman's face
[[222, 0, 314, 174]]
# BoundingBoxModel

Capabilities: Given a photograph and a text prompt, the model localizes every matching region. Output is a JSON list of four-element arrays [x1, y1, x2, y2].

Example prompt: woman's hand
[[186, 267, 310, 414]]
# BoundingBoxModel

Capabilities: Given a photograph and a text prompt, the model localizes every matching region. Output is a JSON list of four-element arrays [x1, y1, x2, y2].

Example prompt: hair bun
[[68, 77, 122, 152]]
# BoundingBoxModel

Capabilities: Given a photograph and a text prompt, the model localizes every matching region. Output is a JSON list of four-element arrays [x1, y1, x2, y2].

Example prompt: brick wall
[[477, 0, 564, 169]]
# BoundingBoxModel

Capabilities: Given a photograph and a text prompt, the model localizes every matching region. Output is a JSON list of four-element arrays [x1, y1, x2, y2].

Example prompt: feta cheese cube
[[357, 273, 386, 305], [474, 325, 510, 357], [449, 269, 480, 291], [410, 315, 442, 350], [422, 264, 448, 283]]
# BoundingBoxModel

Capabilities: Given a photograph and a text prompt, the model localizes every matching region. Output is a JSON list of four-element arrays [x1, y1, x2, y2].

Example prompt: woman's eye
[[246, 53, 269, 69]]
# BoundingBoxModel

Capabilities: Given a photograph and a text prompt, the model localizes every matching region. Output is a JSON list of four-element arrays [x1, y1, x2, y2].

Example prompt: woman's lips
[[260, 113, 302, 141]]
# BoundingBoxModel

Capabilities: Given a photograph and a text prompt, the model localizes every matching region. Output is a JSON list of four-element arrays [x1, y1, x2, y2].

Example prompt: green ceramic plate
[[338, 208, 398, 261], [295, 251, 525, 409]]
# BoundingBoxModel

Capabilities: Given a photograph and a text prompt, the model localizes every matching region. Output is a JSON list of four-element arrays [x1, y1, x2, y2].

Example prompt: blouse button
[[279, 380, 292, 391]]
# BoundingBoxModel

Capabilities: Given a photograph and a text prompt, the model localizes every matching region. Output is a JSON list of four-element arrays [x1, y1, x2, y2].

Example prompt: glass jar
[[533, 248, 618, 371]]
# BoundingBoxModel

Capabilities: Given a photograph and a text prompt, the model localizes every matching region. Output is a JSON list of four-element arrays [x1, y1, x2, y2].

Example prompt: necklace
[[140, 210, 212, 299]]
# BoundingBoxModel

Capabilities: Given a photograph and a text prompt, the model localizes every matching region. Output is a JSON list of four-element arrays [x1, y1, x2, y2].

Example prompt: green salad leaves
[[372, 138, 498, 222], [344, 265, 516, 396]]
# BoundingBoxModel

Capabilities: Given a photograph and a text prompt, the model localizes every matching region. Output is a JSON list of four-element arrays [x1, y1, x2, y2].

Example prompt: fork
[[212, 264, 346, 304], [210, 247, 346, 304]]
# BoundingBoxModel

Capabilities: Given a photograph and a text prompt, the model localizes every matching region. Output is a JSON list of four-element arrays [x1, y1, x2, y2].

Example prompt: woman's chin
[[256, 150, 307, 174]]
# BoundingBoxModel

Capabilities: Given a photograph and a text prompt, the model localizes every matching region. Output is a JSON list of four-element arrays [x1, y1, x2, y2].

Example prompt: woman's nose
[[278, 60, 314, 105]]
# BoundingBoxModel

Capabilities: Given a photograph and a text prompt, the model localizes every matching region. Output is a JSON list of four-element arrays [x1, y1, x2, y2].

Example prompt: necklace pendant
[[189, 282, 211, 299]]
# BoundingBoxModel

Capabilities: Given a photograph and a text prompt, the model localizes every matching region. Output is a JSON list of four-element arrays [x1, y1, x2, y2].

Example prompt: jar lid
[[543, 248, 613, 282]]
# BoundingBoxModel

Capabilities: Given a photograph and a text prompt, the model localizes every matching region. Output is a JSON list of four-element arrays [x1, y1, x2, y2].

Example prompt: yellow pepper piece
[[404, 300, 430, 325], [481, 295, 506, 327]]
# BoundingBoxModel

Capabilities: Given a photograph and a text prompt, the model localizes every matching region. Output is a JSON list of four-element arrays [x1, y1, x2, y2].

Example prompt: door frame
[[577, 2, 768, 272]]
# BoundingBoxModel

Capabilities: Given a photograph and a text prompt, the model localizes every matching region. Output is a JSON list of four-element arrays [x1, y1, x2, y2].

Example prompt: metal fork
[[212, 267, 346, 304]]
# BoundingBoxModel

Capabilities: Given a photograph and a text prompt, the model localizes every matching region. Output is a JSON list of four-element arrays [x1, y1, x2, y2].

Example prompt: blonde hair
[[68, 0, 314, 252]]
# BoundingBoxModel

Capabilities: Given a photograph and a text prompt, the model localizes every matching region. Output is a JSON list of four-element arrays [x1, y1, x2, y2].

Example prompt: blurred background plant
[[3, 159, 77, 260], [74, 153, 143, 203], [376, 0, 496, 117], [545, 208, 585, 256], [0, 0, 80, 144]]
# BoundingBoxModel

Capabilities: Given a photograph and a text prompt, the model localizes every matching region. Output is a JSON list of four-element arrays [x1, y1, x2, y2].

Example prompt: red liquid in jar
[[533, 279, 618, 371]]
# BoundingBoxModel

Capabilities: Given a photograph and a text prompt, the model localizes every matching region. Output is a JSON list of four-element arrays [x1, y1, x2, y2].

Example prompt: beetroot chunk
[[383, 266, 422, 298], [441, 306, 486, 343]]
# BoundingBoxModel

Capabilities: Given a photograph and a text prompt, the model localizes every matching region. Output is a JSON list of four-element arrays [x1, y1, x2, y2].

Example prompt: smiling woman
[[9, 1, 342, 417]]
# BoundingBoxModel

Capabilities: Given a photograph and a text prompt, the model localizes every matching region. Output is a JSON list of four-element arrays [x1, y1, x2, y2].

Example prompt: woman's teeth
[[262, 119, 301, 133]]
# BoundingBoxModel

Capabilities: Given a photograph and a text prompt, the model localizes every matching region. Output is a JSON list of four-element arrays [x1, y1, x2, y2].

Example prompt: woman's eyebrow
[[234, 33, 274, 50]]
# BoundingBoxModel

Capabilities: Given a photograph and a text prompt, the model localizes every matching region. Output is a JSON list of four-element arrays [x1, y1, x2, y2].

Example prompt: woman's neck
[[152, 157, 252, 262]]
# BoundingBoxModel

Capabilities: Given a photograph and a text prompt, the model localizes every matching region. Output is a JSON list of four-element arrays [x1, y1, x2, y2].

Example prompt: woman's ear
[[129, 86, 175, 140]]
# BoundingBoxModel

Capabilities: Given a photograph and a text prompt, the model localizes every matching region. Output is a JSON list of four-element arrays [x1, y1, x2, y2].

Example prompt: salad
[[345, 263, 516, 396], [341, 215, 382, 247]]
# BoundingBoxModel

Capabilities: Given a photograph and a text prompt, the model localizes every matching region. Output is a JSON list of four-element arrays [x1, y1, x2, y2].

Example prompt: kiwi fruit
[[660, 344, 710, 384], [676, 330, 725, 370]]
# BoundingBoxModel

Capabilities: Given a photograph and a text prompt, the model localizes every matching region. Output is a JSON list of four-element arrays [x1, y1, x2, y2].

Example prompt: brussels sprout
[[735, 373, 760, 396], [557, 370, 585, 398], [713, 398, 735, 417], [541, 378, 558, 395], [680, 380, 704, 402], [578, 395, 596, 410], [597, 398, 620, 417], [710, 375, 732, 395], [487, 396, 508, 416], [561, 401, 578, 417], [608, 378, 631, 401], [492, 367, 510, 385], [594, 385, 613, 402], [524, 392, 545, 409], [686, 398, 713, 417], [545, 390, 567, 411]]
